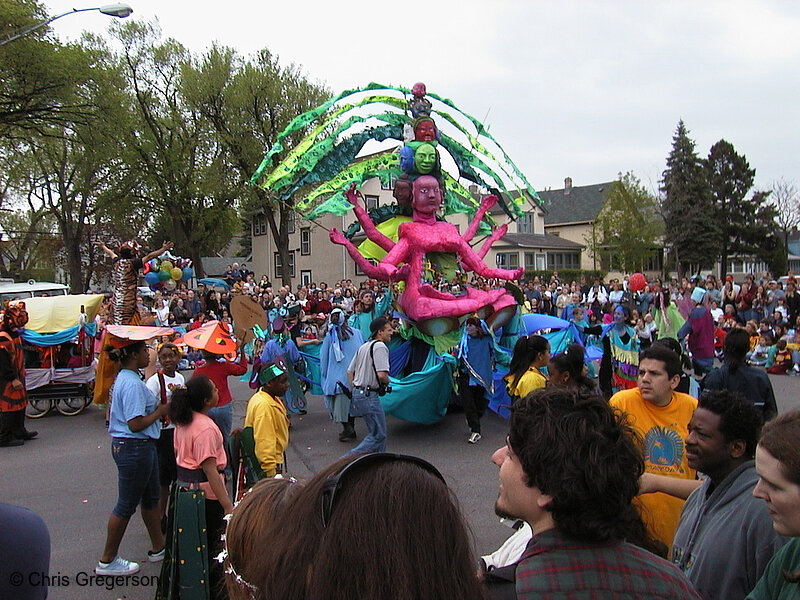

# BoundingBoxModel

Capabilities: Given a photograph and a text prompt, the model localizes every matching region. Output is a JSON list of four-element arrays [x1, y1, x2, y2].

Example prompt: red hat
[[725, 275, 734, 281]]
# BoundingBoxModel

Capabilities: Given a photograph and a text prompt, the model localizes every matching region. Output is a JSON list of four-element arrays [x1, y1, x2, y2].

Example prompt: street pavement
[[2, 372, 799, 599]]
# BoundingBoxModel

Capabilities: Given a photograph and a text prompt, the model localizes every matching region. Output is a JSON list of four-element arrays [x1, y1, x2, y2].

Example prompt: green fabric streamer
[[249, 81, 540, 225], [399, 322, 463, 355], [264, 104, 410, 192], [306, 168, 401, 219], [298, 153, 397, 207], [251, 85, 410, 185], [282, 125, 403, 201], [426, 89, 539, 198]]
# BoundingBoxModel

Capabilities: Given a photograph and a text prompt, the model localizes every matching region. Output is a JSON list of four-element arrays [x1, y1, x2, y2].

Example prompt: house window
[[547, 252, 580, 270], [300, 228, 311, 255], [524, 252, 536, 269], [496, 252, 519, 269], [355, 258, 378, 276], [518, 213, 534, 234], [252, 213, 267, 237], [274, 251, 295, 278], [287, 213, 296, 234], [380, 176, 396, 190], [364, 195, 379, 211], [300, 270, 312, 285]]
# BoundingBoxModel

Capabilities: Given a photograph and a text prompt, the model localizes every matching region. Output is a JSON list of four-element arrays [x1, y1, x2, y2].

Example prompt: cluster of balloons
[[143, 254, 194, 292]]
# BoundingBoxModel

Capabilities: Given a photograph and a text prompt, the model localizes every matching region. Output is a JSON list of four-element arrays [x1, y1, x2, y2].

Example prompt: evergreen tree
[[706, 140, 782, 278], [660, 121, 719, 277], [705, 139, 754, 279]]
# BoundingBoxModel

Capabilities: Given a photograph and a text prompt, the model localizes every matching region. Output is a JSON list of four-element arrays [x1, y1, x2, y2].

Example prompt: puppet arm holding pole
[[462, 194, 498, 243], [346, 183, 395, 253], [476, 223, 509, 259]]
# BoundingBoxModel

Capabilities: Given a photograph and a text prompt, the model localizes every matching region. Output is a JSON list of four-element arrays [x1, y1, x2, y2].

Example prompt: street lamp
[[0, 4, 133, 47]]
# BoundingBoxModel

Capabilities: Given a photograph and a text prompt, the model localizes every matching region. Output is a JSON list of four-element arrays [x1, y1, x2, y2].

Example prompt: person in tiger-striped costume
[[93, 240, 173, 408]]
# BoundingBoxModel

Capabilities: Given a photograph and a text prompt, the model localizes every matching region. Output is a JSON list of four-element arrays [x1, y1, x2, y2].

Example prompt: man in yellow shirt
[[610, 344, 697, 552], [244, 363, 290, 477]]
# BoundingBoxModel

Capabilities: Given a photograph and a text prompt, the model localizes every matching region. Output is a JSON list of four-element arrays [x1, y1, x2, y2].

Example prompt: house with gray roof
[[476, 184, 585, 272], [541, 177, 663, 273]]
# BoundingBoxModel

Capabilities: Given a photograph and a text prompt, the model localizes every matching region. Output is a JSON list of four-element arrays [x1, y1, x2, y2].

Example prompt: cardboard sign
[[229, 295, 268, 346]]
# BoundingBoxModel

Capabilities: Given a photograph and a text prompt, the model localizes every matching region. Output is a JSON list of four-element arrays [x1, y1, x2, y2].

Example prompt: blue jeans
[[111, 437, 160, 520], [692, 357, 714, 377], [345, 389, 387, 456], [208, 403, 233, 477], [208, 403, 233, 438]]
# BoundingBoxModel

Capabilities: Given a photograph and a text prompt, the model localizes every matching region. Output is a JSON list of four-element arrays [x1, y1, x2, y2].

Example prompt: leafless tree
[[771, 178, 800, 265]]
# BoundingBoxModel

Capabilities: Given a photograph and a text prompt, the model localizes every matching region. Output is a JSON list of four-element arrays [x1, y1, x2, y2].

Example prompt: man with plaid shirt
[[487, 387, 699, 599]]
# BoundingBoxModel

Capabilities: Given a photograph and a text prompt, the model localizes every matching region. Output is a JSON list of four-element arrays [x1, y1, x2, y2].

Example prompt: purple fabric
[[688, 307, 715, 359]]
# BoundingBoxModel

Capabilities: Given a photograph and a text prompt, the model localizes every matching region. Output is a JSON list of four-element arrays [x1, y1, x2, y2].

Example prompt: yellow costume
[[610, 388, 697, 550], [504, 366, 547, 400], [244, 389, 289, 477]]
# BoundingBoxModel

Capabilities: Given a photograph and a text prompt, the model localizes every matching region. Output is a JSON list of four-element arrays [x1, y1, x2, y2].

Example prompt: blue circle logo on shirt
[[644, 426, 684, 468]]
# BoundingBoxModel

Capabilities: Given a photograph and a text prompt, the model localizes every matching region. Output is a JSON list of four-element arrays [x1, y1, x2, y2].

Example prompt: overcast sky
[[44, 0, 799, 195]]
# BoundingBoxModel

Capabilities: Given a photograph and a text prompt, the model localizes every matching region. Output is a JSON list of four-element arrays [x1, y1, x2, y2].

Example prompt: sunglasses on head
[[320, 452, 446, 528]]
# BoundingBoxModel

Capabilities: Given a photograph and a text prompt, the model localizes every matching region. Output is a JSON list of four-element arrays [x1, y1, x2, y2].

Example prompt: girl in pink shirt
[[168, 375, 233, 599]]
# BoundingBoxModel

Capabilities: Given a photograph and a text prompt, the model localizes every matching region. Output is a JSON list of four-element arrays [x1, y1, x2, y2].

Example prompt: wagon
[[20, 294, 104, 418]]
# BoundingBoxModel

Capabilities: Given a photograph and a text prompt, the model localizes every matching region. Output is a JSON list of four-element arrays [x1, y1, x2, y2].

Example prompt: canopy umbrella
[[25, 294, 105, 333], [521, 313, 571, 333], [196, 278, 231, 290]]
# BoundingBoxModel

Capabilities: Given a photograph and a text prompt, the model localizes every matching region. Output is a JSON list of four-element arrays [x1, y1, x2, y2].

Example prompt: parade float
[[22, 294, 104, 417], [251, 82, 546, 423]]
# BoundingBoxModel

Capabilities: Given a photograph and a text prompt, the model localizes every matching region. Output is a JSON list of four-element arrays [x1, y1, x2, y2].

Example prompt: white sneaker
[[468, 432, 482, 444], [95, 556, 140, 576], [147, 547, 165, 562]]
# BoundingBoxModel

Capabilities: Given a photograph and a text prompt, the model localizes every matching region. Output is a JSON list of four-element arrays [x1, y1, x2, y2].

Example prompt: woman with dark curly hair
[[487, 387, 698, 598]]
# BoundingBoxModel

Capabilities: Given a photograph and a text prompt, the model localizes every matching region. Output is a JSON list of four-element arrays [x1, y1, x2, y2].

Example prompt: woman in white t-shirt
[[145, 343, 185, 529], [153, 298, 170, 326]]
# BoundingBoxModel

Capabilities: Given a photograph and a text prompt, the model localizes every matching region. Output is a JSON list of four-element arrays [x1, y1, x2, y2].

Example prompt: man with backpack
[[344, 317, 393, 456]]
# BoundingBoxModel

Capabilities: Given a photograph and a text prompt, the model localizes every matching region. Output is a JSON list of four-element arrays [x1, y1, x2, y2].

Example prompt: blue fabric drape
[[21, 322, 97, 346], [299, 344, 324, 395], [380, 346, 456, 425]]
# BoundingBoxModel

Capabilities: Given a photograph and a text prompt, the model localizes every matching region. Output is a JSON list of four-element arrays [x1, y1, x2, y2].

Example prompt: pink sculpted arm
[[462, 194, 498, 243], [346, 184, 394, 252], [476, 223, 508, 259], [458, 239, 523, 280], [329, 229, 408, 281]]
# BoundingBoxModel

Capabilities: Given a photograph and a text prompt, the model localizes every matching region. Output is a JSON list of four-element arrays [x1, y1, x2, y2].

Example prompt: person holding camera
[[344, 317, 393, 456]]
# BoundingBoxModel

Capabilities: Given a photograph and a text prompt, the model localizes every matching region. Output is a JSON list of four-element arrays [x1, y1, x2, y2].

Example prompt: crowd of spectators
[[89, 266, 800, 377], [518, 271, 800, 375]]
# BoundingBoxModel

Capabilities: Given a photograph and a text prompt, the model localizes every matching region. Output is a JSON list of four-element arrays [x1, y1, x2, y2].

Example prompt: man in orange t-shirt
[[610, 344, 697, 552]]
